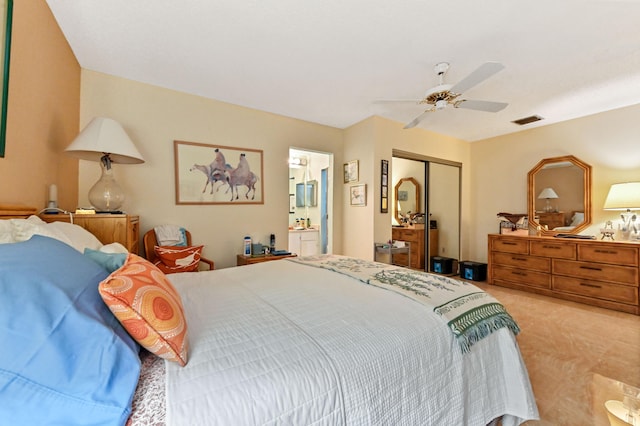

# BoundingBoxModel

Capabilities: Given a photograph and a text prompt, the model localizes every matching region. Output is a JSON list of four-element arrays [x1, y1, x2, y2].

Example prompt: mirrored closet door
[[391, 150, 461, 272]]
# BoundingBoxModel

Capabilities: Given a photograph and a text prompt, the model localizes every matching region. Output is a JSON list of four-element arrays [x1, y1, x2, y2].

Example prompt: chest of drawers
[[536, 212, 565, 230], [391, 227, 439, 270], [488, 234, 639, 315]]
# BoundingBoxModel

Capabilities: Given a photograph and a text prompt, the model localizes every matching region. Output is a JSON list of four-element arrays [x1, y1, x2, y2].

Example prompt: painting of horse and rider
[[174, 140, 264, 204]]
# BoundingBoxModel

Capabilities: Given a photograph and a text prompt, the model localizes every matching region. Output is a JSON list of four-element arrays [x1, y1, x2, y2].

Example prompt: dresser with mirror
[[488, 155, 639, 315]]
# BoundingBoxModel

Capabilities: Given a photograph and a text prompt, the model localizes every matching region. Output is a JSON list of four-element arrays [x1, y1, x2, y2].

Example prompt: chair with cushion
[[143, 227, 214, 273]]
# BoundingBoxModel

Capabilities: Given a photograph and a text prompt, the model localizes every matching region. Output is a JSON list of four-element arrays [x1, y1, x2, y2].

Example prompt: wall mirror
[[394, 177, 420, 224], [295, 180, 317, 207], [527, 155, 592, 235]]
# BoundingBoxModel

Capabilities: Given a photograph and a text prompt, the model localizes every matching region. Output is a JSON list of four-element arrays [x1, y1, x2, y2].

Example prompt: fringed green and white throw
[[288, 254, 520, 354]]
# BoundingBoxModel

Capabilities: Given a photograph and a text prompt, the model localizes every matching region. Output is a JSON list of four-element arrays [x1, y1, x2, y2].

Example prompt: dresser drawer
[[530, 240, 576, 259], [492, 265, 551, 289], [553, 276, 639, 305], [492, 252, 550, 272], [553, 259, 638, 286], [491, 238, 529, 254], [392, 228, 419, 242], [578, 244, 638, 267], [393, 252, 422, 269]]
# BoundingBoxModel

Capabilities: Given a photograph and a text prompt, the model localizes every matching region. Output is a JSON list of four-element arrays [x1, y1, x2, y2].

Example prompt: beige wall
[[0, 0, 80, 209], [342, 117, 376, 259], [79, 71, 343, 268], [469, 103, 640, 262]]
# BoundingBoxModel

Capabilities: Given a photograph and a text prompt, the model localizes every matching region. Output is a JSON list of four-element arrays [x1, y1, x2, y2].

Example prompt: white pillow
[[100, 242, 129, 254], [7, 216, 103, 253], [570, 212, 584, 226], [0, 220, 14, 244], [10, 216, 74, 247], [46, 221, 103, 252]]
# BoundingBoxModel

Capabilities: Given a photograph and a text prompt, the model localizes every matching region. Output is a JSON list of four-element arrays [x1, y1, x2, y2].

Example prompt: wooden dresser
[[41, 214, 140, 254], [391, 227, 439, 270], [488, 234, 639, 315]]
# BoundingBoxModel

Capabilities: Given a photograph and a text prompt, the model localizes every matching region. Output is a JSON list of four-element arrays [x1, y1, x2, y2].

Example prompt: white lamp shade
[[65, 117, 144, 164], [538, 187, 559, 199], [604, 182, 640, 210]]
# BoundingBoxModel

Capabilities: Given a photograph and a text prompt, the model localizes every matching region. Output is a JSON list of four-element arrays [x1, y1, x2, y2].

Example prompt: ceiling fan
[[377, 62, 508, 129]]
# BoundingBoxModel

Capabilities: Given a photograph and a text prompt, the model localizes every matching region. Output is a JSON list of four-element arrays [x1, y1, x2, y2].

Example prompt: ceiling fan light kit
[[385, 61, 509, 130]]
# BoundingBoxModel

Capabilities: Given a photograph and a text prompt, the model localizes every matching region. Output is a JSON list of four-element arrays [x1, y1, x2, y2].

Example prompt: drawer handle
[[511, 257, 527, 262], [511, 271, 527, 276], [542, 245, 561, 250], [594, 249, 617, 255], [503, 242, 517, 246], [579, 283, 602, 289], [579, 265, 603, 271]]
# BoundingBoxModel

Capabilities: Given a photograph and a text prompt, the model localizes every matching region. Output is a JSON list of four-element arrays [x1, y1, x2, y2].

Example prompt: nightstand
[[536, 212, 564, 230], [40, 214, 140, 254], [236, 254, 297, 266]]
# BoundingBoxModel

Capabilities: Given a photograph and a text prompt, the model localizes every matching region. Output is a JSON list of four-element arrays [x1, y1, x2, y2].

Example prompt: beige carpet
[[475, 282, 640, 425]]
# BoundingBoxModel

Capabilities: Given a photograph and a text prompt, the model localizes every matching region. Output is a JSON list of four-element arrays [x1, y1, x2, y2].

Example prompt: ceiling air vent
[[512, 115, 543, 126]]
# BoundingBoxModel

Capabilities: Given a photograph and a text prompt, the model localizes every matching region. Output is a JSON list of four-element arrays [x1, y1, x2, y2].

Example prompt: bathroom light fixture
[[65, 117, 144, 212], [537, 187, 559, 212], [288, 157, 307, 168]]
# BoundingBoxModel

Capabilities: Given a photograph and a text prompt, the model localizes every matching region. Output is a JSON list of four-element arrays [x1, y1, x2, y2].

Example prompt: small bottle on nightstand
[[243, 236, 252, 256]]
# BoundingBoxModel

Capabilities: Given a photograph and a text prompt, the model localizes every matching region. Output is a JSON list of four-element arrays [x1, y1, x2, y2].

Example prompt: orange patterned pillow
[[99, 253, 189, 366], [154, 245, 203, 273]]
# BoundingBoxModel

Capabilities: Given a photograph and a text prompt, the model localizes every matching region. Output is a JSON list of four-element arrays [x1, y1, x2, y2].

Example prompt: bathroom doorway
[[289, 148, 333, 255]]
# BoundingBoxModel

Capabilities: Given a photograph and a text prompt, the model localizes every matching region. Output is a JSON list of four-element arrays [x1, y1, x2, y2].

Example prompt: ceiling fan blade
[[456, 99, 508, 113], [403, 109, 434, 129], [450, 62, 505, 95]]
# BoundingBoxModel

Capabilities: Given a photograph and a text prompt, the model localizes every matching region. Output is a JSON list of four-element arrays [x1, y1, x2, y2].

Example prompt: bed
[[551, 211, 585, 232], [0, 207, 539, 425]]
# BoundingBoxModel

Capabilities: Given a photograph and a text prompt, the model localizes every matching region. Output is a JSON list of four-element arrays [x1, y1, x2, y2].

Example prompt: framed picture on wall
[[380, 159, 389, 213], [344, 160, 358, 183], [174, 140, 264, 205], [350, 183, 366, 206]]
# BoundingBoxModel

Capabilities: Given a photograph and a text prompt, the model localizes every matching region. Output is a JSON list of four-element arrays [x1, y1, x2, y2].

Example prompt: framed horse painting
[[174, 140, 264, 205]]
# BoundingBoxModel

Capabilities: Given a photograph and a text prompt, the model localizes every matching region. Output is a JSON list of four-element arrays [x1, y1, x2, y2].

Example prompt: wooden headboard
[[0, 204, 38, 219]]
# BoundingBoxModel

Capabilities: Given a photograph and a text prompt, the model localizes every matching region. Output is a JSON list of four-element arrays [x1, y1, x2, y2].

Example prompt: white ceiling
[[46, 0, 640, 142]]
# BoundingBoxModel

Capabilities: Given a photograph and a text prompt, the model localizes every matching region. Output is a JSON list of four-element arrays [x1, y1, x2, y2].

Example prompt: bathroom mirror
[[296, 180, 317, 207], [394, 177, 420, 224], [527, 155, 591, 235]]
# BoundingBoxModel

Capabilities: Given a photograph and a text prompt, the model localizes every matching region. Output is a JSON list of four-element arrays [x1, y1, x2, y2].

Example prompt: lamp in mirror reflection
[[604, 182, 640, 240], [538, 187, 559, 212], [65, 117, 144, 212]]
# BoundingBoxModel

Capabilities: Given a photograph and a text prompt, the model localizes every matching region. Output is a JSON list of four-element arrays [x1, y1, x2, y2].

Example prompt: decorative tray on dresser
[[488, 234, 639, 315]]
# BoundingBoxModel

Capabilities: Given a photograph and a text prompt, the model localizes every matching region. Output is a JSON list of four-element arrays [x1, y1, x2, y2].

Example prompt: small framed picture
[[350, 183, 366, 206], [344, 160, 359, 183], [380, 159, 389, 213]]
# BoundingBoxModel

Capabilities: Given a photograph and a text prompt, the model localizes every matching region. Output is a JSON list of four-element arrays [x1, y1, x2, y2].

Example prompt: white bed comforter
[[165, 260, 538, 426]]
